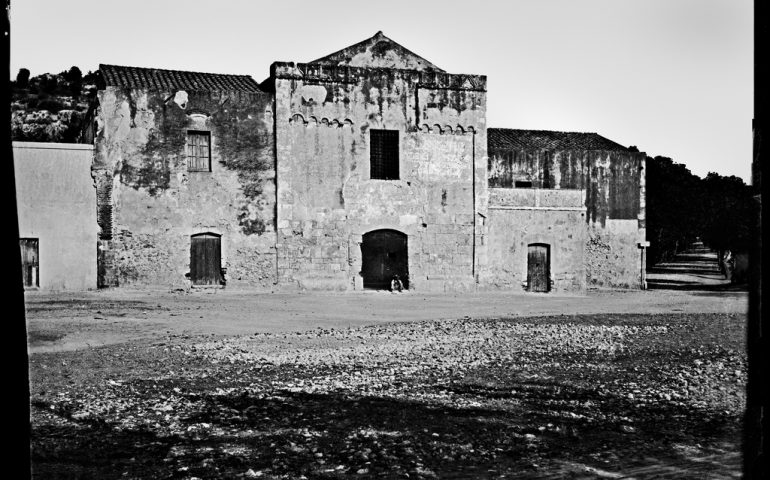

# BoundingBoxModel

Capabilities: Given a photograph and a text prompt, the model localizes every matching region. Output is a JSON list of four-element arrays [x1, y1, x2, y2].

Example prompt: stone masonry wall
[[93, 86, 276, 288], [585, 220, 645, 288], [273, 63, 487, 291], [488, 148, 646, 289], [483, 188, 587, 293]]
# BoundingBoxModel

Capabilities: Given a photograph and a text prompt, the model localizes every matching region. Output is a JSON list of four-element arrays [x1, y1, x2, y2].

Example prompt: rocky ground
[[27, 246, 747, 479], [29, 310, 745, 479]]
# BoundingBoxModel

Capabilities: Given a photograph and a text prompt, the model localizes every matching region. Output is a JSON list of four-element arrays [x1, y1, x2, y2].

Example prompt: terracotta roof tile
[[488, 128, 630, 152], [99, 64, 262, 93]]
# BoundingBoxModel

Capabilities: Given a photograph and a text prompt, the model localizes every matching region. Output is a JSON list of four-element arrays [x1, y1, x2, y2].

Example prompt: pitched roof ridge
[[98, 64, 262, 93], [308, 31, 444, 72], [308, 31, 383, 64], [490, 127, 600, 135], [488, 128, 630, 151], [99, 63, 254, 78]]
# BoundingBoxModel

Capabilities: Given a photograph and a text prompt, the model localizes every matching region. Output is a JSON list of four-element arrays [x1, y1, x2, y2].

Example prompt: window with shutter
[[187, 131, 211, 172], [370, 129, 399, 180]]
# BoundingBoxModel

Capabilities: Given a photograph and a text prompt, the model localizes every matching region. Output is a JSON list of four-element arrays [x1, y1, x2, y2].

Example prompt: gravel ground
[[29, 311, 746, 479], [24, 287, 748, 353]]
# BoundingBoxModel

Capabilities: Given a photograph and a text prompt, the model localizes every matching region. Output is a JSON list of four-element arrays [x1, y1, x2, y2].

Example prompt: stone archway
[[361, 229, 409, 290]]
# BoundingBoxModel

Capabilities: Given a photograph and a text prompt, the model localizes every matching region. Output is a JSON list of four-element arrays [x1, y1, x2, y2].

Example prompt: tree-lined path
[[646, 241, 739, 291]]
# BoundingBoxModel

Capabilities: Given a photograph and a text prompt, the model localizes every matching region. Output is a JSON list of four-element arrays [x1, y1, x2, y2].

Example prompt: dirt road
[[25, 286, 747, 353], [27, 244, 749, 479]]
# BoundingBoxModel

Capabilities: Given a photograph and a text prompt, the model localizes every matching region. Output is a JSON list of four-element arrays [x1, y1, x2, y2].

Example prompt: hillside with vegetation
[[10, 67, 98, 143]]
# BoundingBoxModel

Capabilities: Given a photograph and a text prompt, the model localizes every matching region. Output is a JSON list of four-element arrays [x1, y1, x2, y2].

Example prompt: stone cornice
[[271, 62, 486, 92]]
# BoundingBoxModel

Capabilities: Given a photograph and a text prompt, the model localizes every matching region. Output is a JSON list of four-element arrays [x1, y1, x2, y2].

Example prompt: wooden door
[[190, 234, 222, 285], [20, 238, 39, 288], [527, 243, 550, 292], [361, 230, 409, 290]]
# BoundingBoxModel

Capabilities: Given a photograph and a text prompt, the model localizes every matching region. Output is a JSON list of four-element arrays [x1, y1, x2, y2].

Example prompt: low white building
[[14, 142, 97, 291]]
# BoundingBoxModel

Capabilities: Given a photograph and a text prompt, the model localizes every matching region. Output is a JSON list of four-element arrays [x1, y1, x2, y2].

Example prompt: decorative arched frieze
[[289, 113, 354, 128], [416, 123, 477, 135], [289, 113, 308, 125]]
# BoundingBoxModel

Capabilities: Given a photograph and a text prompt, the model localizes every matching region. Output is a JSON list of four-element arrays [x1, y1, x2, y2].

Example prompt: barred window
[[187, 131, 211, 172], [370, 129, 399, 180]]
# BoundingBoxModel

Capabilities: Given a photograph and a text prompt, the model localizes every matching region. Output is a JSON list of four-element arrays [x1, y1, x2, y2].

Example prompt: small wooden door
[[190, 234, 222, 285], [20, 238, 39, 288], [527, 243, 550, 292]]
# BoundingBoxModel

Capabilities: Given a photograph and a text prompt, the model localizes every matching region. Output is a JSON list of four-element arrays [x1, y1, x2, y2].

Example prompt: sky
[[10, 0, 753, 181]]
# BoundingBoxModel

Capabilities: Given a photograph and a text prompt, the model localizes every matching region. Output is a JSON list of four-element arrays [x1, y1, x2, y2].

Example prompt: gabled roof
[[309, 31, 444, 72], [99, 64, 262, 93], [488, 128, 630, 152]]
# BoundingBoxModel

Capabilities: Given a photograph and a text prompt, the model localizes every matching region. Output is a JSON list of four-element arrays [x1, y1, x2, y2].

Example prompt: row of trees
[[645, 155, 755, 268], [12, 66, 98, 100]]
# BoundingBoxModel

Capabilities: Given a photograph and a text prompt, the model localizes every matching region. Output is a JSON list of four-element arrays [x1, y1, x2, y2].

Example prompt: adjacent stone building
[[486, 129, 647, 291], [83, 65, 276, 288], [83, 32, 646, 293]]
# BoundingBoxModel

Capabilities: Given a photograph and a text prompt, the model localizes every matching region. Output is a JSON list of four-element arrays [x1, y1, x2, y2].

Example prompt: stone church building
[[82, 32, 647, 293]]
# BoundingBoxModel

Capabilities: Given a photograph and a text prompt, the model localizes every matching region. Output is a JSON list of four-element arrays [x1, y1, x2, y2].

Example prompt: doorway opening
[[20, 238, 39, 288], [190, 233, 222, 286], [361, 229, 409, 290], [527, 243, 550, 292]]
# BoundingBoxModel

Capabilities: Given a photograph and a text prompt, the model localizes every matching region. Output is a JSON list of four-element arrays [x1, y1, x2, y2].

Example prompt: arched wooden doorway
[[527, 243, 550, 292], [190, 233, 222, 286], [361, 229, 409, 290]]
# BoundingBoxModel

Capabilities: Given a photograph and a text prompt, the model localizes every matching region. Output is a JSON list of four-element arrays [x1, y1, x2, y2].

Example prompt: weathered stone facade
[[91, 69, 276, 288], [272, 57, 487, 291], [484, 188, 587, 293], [87, 32, 646, 293], [487, 129, 647, 289]]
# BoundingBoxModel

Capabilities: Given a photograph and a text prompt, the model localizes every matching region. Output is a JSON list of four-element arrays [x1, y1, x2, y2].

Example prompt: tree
[[64, 66, 82, 83], [645, 156, 753, 272], [15, 68, 30, 89], [38, 74, 58, 95], [645, 156, 705, 263], [65, 66, 83, 98], [699, 172, 753, 274]]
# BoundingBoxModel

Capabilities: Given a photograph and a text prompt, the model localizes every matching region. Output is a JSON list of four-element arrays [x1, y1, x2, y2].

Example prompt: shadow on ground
[[646, 242, 746, 294], [646, 280, 748, 292], [31, 378, 740, 479]]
